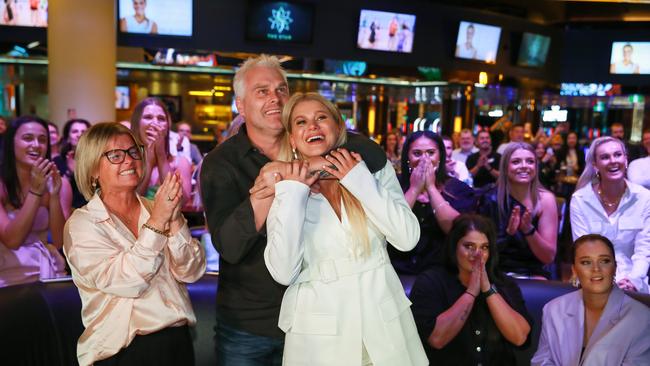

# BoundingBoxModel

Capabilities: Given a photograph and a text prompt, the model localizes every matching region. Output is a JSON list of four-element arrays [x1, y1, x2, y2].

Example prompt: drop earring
[[571, 276, 580, 288], [292, 148, 298, 160]]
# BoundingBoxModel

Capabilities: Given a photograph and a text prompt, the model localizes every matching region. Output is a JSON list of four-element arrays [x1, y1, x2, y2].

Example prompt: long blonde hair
[[576, 136, 627, 190], [281, 92, 370, 256], [497, 142, 548, 216]]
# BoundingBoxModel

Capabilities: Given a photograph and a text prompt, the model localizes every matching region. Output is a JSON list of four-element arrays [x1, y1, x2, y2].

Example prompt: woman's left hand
[[322, 148, 362, 179], [518, 208, 534, 234], [48, 167, 63, 196], [617, 278, 638, 292], [479, 257, 491, 293], [424, 161, 437, 189]]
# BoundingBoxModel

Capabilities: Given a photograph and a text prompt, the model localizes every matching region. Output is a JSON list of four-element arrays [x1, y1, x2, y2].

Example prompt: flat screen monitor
[[357, 9, 416, 53], [246, 1, 314, 43], [0, 0, 48, 27], [455, 21, 501, 64], [118, 0, 192, 36], [518, 32, 551, 67], [610, 42, 650, 74], [115, 86, 130, 110]]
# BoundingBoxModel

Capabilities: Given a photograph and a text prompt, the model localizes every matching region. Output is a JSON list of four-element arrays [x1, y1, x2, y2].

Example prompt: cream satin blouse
[[63, 193, 206, 366]]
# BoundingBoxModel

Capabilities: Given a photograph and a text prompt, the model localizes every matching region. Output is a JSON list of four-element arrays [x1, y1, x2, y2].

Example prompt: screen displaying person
[[119, 0, 158, 34], [610, 43, 640, 74], [455, 24, 477, 60]]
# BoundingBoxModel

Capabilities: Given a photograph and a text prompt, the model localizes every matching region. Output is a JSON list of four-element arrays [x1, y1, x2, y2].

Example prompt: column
[[48, 0, 116, 125]]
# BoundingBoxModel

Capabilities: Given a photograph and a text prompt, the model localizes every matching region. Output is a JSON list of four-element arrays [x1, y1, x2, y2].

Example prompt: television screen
[[518, 32, 551, 67], [151, 48, 217, 67], [455, 21, 501, 63], [357, 9, 416, 53], [246, 1, 314, 43], [560, 83, 621, 97], [0, 0, 48, 27], [118, 0, 192, 36], [610, 42, 650, 74], [115, 86, 130, 110]]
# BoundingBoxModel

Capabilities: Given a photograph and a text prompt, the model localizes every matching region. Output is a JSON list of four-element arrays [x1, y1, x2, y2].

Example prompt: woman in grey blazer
[[532, 234, 650, 365]]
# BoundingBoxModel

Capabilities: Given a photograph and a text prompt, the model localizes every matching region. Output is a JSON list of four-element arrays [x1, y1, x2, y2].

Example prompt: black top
[[409, 266, 531, 366], [53, 155, 87, 209], [466, 152, 501, 189], [477, 187, 549, 278], [200, 126, 386, 338], [389, 178, 475, 275]]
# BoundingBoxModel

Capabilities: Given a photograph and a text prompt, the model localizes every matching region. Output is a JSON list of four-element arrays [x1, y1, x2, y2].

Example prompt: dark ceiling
[[427, 0, 650, 26]]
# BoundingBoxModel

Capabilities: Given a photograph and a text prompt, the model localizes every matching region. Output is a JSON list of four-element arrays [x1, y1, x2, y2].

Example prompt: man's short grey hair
[[233, 54, 288, 99]]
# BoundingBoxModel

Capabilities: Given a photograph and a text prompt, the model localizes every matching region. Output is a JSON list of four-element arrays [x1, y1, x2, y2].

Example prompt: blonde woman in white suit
[[263, 93, 427, 365]]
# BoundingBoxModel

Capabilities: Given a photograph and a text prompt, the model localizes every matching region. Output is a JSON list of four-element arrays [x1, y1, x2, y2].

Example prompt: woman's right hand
[[283, 160, 319, 187], [506, 206, 522, 236], [30, 157, 54, 195], [466, 255, 482, 297], [149, 172, 182, 230], [409, 159, 426, 193]]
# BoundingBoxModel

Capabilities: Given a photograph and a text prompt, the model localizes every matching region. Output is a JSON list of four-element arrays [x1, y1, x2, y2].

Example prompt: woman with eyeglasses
[[0, 116, 72, 287], [63, 123, 205, 366], [130, 98, 192, 206]]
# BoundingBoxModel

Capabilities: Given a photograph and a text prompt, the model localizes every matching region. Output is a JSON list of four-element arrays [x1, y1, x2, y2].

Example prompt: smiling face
[[456, 230, 490, 275], [477, 131, 491, 151], [534, 142, 546, 159], [133, 0, 146, 16], [68, 122, 88, 146], [507, 148, 537, 185], [386, 133, 398, 151], [459, 131, 474, 151], [289, 100, 341, 158], [611, 124, 624, 140], [443, 138, 454, 163], [237, 66, 289, 138], [573, 239, 616, 295], [408, 136, 439, 170], [48, 124, 60, 146], [97, 134, 143, 193], [138, 104, 168, 142], [14, 122, 48, 167], [594, 141, 626, 183]]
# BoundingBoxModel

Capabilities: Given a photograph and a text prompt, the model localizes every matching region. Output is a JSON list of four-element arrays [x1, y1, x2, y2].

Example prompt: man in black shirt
[[466, 130, 500, 188], [201, 55, 386, 365]]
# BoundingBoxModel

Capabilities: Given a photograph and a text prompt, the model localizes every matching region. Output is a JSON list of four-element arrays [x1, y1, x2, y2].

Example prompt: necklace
[[597, 187, 621, 209]]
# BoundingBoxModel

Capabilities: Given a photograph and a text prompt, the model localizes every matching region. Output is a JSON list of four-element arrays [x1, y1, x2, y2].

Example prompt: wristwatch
[[483, 284, 498, 298]]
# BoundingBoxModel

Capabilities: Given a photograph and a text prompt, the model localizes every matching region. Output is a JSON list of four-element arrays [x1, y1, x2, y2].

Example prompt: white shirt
[[628, 157, 650, 190], [452, 146, 479, 164], [169, 131, 191, 163], [532, 287, 650, 366], [264, 161, 428, 365], [570, 181, 650, 293], [124, 16, 153, 34]]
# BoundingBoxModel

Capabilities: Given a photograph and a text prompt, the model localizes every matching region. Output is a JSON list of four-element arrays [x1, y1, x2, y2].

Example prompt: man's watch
[[483, 284, 498, 298]]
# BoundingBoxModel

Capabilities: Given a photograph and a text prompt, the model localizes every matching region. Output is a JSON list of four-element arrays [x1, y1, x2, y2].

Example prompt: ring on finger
[[167, 196, 173, 201]]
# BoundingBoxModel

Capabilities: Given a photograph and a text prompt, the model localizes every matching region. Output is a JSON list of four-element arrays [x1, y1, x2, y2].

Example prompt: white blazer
[[264, 161, 428, 366], [571, 181, 650, 293], [531, 287, 650, 366]]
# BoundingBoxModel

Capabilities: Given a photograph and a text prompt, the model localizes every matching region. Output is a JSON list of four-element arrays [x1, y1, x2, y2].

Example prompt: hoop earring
[[292, 148, 298, 160]]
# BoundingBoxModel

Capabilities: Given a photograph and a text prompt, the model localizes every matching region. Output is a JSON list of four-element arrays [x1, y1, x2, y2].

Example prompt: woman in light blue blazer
[[532, 234, 650, 365]]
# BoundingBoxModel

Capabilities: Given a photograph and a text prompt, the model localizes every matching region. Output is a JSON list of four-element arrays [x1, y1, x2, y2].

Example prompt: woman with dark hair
[[410, 214, 531, 365], [130, 98, 192, 204], [389, 130, 475, 275], [54, 118, 91, 209], [532, 234, 650, 365], [478, 142, 558, 279], [571, 136, 650, 293], [382, 131, 401, 175], [0, 116, 72, 287], [555, 131, 585, 199]]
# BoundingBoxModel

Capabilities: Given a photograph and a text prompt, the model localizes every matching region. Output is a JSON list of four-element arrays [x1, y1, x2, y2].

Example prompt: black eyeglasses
[[103, 145, 143, 164]]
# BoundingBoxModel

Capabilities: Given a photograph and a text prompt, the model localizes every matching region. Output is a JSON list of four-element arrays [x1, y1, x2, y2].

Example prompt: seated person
[[410, 214, 531, 366], [0, 116, 72, 287], [389, 131, 475, 275], [478, 143, 557, 279], [532, 234, 650, 365]]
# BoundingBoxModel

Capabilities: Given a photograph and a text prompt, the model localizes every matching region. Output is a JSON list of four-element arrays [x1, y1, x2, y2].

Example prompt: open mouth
[[590, 276, 604, 283], [264, 109, 281, 116], [306, 135, 325, 143], [27, 151, 41, 158], [607, 166, 622, 173], [119, 169, 136, 176]]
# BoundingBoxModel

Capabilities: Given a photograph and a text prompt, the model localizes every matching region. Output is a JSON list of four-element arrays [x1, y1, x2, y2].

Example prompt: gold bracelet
[[143, 223, 169, 237]]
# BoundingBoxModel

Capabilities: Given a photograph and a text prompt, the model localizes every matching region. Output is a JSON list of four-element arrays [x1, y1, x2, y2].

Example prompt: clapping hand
[[150, 172, 183, 232], [617, 278, 638, 292], [30, 157, 55, 196]]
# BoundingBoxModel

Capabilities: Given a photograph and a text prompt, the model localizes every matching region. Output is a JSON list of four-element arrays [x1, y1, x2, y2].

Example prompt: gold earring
[[571, 276, 580, 288]]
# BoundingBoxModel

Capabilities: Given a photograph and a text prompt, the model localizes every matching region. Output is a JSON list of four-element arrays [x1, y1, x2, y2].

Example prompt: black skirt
[[95, 325, 194, 366]]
